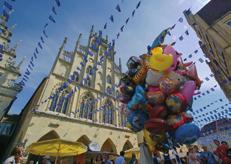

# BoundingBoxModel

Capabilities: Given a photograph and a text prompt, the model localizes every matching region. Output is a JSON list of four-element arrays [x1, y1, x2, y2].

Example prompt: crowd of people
[[2, 140, 231, 164], [152, 140, 231, 164]]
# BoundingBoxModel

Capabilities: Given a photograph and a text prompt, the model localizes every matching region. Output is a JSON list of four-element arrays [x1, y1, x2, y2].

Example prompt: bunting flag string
[[114, 0, 142, 40], [1, 0, 16, 21], [193, 85, 218, 100], [19, 0, 62, 88]]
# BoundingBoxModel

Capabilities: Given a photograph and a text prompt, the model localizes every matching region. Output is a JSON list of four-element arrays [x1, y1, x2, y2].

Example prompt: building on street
[[3, 26, 138, 160], [184, 0, 231, 100]]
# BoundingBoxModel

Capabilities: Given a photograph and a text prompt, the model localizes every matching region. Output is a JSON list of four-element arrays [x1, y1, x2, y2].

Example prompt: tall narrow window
[[107, 75, 112, 84], [103, 100, 114, 124], [79, 93, 94, 120], [49, 90, 71, 114]]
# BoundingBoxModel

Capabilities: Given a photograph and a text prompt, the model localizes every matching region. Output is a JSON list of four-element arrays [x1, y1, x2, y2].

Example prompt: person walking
[[114, 151, 125, 164]]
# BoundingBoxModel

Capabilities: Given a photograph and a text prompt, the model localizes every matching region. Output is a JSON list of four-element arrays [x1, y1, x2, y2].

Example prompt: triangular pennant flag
[[185, 30, 189, 35], [188, 54, 192, 58], [170, 24, 176, 30], [171, 41, 176, 46], [25, 69, 31, 76], [30, 61, 34, 67], [52, 6, 57, 15], [117, 32, 120, 39], [44, 23, 48, 29], [199, 58, 204, 63], [40, 36, 45, 43], [178, 17, 183, 23], [167, 31, 171, 36], [132, 10, 135, 16], [28, 64, 33, 71], [35, 48, 39, 54], [194, 50, 199, 54], [120, 25, 124, 32], [126, 17, 130, 24], [179, 35, 184, 41], [49, 15, 56, 23], [43, 30, 48, 38], [33, 52, 37, 59], [116, 4, 121, 12], [38, 42, 43, 49], [136, 1, 141, 9], [104, 23, 107, 29], [110, 15, 114, 22], [55, 0, 61, 7]]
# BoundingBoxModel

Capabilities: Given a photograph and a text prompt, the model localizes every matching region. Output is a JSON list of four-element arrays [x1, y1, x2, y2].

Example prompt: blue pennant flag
[[206, 90, 210, 94], [170, 24, 176, 30], [194, 50, 199, 54], [33, 52, 37, 59], [116, 4, 121, 12], [178, 17, 183, 23], [132, 10, 135, 16], [44, 23, 48, 29], [185, 30, 189, 35], [205, 77, 210, 81], [104, 23, 107, 29], [55, 0, 61, 7], [30, 61, 34, 67], [117, 32, 120, 39], [179, 35, 184, 41], [52, 6, 57, 15], [25, 69, 31, 76], [136, 1, 141, 9], [188, 54, 192, 58], [126, 17, 130, 24], [40, 36, 45, 43], [199, 58, 204, 63], [38, 42, 43, 49], [31, 56, 34, 62], [110, 15, 114, 22], [43, 30, 48, 38], [49, 15, 56, 23], [35, 48, 39, 54], [112, 39, 115, 47], [120, 25, 124, 32], [167, 31, 171, 36], [4, 1, 13, 11], [171, 41, 176, 46], [28, 64, 33, 71]]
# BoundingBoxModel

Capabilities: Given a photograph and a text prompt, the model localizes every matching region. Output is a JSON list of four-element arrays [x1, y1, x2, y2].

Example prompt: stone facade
[[4, 26, 137, 158], [0, 15, 22, 120], [184, 0, 231, 100]]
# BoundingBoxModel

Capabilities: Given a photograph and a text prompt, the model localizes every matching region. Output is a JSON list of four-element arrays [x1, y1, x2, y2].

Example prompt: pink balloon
[[180, 80, 196, 104]]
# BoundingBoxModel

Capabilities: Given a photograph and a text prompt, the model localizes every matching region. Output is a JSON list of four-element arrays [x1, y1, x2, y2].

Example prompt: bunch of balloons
[[119, 30, 202, 152]]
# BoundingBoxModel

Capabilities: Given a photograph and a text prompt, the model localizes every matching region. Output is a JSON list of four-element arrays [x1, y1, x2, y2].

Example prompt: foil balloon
[[127, 110, 149, 132], [166, 112, 193, 129], [127, 85, 146, 110], [175, 123, 200, 144], [147, 47, 173, 72]]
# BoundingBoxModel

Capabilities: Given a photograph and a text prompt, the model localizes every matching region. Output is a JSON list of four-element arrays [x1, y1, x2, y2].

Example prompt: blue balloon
[[127, 85, 146, 110], [175, 123, 200, 145], [127, 110, 149, 132]]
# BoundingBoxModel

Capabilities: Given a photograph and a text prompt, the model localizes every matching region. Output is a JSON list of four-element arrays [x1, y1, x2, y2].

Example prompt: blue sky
[[4, 0, 230, 127]]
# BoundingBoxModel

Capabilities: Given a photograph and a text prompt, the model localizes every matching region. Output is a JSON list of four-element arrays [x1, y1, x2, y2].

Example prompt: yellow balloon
[[143, 129, 156, 152], [148, 47, 174, 72]]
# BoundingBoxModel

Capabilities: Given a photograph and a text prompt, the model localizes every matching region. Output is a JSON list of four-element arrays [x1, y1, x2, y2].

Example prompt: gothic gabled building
[[4, 26, 137, 159], [0, 15, 22, 120]]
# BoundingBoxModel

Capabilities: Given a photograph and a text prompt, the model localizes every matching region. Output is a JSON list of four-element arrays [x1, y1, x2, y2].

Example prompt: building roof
[[197, 0, 231, 25]]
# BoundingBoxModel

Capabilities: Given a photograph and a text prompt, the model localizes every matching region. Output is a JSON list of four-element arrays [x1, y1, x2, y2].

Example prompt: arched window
[[107, 75, 112, 84], [49, 90, 71, 114], [79, 93, 94, 120], [103, 100, 114, 124], [107, 86, 112, 95]]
